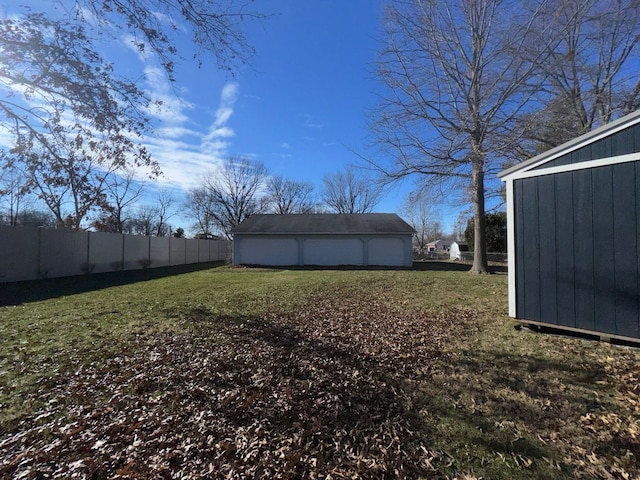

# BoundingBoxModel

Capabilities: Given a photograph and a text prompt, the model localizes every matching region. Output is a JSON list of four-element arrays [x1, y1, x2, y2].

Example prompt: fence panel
[[197, 239, 210, 262], [219, 239, 230, 261], [185, 240, 199, 264], [40, 229, 89, 278], [0, 226, 40, 282], [150, 237, 170, 268], [170, 237, 186, 266], [123, 235, 150, 270], [90, 231, 124, 273], [0, 227, 230, 283]]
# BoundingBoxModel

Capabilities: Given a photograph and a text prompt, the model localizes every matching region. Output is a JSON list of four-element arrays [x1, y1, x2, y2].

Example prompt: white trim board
[[499, 109, 640, 179], [505, 179, 516, 317], [505, 152, 640, 181]]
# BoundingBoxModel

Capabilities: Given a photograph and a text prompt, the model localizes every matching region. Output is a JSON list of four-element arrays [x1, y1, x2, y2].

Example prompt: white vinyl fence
[[0, 226, 230, 283]]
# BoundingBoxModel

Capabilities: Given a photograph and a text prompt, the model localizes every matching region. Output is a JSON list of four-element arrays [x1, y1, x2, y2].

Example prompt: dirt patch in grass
[[1, 279, 639, 479]]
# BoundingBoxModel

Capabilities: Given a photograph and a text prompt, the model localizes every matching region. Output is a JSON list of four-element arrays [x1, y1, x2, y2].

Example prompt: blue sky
[[129, 0, 443, 231], [3, 0, 465, 233], [144, 0, 410, 216]]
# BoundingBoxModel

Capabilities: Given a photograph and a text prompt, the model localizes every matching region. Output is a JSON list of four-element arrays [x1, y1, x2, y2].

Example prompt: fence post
[[86, 231, 91, 274], [37, 227, 43, 277]]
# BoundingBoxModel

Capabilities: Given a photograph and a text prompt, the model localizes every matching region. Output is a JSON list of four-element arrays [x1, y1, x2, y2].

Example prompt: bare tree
[[154, 189, 175, 237], [401, 190, 442, 258], [184, 187, 216, 238], [119, 190, 174, 236], [371, 0, 545, 273], [321, 167, 382, 214], [265, 176, 315, 214], [0, 151, 32, 226], [0, 3, 263, 229], [126, 205, 157, 236], [200, 157, 268, 239], [0, 13, 159, 230], [76, 0, 264, 79], [518, 0, 640, 152], [93, 169, 145, 233]]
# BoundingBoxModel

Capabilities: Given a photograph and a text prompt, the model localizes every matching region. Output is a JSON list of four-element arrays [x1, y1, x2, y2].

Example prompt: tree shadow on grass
[[236, 260, 507, 274], [0, 261, 225, 307], [413, 344, 634, 479], [412, 260, 508, 274], [0, 309, 440, 478], [4, 304, 618, 479]]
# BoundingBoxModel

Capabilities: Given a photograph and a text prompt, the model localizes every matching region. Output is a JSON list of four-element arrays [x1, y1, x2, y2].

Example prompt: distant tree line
[[184, 158, 382, 240], [1, 153, 382, 239]]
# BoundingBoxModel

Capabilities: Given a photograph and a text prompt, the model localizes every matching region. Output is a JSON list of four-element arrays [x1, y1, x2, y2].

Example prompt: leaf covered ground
[[0, 266, 638, 479]]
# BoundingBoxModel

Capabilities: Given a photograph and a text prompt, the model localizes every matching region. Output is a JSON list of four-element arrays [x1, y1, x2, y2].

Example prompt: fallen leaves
[[1, 285, 639, 479], [1, 288, 455, 479]]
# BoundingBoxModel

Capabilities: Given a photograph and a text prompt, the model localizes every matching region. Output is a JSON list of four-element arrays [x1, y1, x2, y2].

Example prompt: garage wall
[[369, 238, 405, 266], [236, 238, 299, 266], [303, 238, 364, 266], [233, 235, 413, 267]]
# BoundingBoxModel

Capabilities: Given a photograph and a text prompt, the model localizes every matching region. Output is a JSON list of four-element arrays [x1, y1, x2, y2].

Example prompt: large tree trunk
[[470, 161, 489, 274]]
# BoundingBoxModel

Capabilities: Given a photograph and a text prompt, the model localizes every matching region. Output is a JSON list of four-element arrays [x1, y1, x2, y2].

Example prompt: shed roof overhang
[[498, 109, 640, 182]]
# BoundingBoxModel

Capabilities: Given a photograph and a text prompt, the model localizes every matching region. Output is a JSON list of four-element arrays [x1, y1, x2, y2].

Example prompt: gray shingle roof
[[231, 213, 415, 235]]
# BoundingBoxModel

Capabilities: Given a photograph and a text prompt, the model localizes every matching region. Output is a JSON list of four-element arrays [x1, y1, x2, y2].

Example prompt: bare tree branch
[[370, 0, 545, 272], [321, 167, 382, 214]]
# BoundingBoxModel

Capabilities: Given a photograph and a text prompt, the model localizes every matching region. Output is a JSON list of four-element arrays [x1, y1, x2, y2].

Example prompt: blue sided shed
[[499, 110, 640, 343]]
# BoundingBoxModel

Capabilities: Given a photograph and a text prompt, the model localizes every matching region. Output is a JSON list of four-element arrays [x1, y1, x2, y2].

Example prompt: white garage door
[[303, 238, 364, 266], [237, 238, 299, 265], [368, 237, 405, 266]]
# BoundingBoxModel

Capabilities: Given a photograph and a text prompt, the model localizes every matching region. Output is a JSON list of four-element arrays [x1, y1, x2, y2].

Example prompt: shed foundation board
[[517, 319, 640, 347]]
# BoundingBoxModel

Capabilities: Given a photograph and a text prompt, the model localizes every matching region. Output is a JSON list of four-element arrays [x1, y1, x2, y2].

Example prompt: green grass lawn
[[1, 263, 638, 479]]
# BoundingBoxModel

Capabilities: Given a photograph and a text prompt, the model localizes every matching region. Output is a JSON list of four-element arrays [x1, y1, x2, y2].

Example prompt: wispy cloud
[[142, 66, 193, 125], [146, 82, 240, 190], [205, 83, 239, 135], [125, 39, 240, 189], [122, 33, 154, 63], [201, 82, 239, 155], [301, 113, 324, 129]]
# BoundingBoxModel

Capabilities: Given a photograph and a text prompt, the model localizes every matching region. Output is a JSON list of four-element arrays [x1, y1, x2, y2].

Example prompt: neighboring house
[[425, 239, 452, 252], [231, 213, 415, 267], [499, 109, 640, 343]]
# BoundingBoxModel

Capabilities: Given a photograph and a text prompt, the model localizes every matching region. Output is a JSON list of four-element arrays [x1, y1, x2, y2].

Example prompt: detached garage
[[499, 109, 640, 342], [231, 213, 415, 267]]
